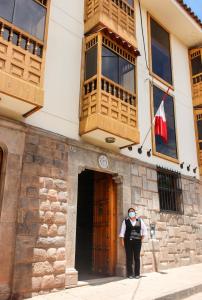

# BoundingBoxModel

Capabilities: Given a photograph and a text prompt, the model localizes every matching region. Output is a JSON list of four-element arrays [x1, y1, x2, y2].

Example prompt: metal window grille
[[157, 167, 183, 214]]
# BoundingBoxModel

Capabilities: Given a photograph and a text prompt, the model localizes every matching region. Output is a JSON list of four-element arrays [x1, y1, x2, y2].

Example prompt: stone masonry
[[11, 129, 69, 298], [0, 116, 202, 299], [130, 164, 202, 273]]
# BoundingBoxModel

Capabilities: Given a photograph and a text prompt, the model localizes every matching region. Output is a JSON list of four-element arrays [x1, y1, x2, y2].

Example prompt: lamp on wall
[[187, 164, 190, 172], [147, 149, 151, 157], [180, 162, 184, 169], [150, 223, 156, 239], [128, 146, 133, 151], [193, 167, 197, 173], [138, 146, 143, 154], [105, 137, 116, 143]]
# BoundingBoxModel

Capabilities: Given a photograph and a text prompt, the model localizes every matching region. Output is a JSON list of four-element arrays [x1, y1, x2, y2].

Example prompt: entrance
[[75, 170, 117, 280]]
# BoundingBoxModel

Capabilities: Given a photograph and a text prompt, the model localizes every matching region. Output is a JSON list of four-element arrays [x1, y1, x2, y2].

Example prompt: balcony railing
[[190, 48, 202, 108], [84, 0, 137, 48], [80, 31, 140, 148], [192, 74, 202, 107], [0, 17, 46, 117]]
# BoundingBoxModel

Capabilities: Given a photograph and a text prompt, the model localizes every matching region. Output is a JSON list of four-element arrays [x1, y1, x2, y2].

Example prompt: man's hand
[[141, 235, 144, 241], [121, 238, 124, 247]]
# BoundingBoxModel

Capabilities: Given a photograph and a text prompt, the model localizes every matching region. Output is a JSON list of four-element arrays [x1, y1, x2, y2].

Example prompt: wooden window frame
[[147, 13, 174, 91], [150, 83, 179, 164]]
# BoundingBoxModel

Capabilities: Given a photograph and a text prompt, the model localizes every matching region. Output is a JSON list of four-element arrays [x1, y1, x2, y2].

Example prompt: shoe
[[127, 276, 133, 279], [135, 275, 140, 279]]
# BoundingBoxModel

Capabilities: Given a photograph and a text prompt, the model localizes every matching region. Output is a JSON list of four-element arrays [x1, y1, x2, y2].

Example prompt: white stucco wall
[[26, 0, 199, 178], [26, 0, 83, 140], [121, 2, 199, 178]]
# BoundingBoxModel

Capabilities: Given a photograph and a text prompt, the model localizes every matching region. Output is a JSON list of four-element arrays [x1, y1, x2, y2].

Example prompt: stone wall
[[130, 164, 202, 273], [12, 129, 69, 298]]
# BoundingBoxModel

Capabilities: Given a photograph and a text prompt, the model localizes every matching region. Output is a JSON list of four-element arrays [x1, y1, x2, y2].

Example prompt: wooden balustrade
[[189, 48, 202, 108], [84, 0, 137, 48], [0, 17, 46, 115]]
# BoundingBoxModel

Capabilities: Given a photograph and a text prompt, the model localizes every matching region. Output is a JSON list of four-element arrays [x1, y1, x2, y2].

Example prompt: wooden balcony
[[189, 48, 202, 108], [84, 0, 137, 48], [0, 18, 45, 119], [79, 32, 139, 149]]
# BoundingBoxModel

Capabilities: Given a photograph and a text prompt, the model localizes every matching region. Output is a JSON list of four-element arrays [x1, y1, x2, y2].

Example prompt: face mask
[[129, 211, 136, 218]]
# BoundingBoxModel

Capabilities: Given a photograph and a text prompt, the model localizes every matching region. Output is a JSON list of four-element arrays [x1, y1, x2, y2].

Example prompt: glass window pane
[[85, 46, 97, 80], [102, 46, 119, 84], [0, 0, 15, 22], [197, 119, 202, 140], [191, 56, 202, 76], [13, 0, 46, 40], [151, 18, 172, 84], [127, 0, 134, 6], [153, 86, 177, 159], [119, 56, 135, 93]]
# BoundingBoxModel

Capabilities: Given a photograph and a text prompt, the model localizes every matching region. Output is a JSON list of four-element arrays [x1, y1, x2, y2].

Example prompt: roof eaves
[[175, 0, 202, 28]]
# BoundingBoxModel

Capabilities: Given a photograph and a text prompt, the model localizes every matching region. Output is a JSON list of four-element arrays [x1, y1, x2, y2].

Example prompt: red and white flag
[[154, 100, 168, 143]]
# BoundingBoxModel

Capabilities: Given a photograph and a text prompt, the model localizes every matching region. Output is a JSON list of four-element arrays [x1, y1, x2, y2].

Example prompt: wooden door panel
[[93, 172, 116, 275]]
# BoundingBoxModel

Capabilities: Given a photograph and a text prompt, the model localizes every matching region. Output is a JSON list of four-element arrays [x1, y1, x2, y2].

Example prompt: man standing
[[119, 208, 147, 279]]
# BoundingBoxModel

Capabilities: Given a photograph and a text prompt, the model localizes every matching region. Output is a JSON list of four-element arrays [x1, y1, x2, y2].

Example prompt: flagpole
[[120, 85, 171, 150]]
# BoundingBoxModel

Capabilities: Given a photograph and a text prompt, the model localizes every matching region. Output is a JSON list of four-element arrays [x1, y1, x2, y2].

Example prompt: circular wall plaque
[[98, 154, 109, 169]]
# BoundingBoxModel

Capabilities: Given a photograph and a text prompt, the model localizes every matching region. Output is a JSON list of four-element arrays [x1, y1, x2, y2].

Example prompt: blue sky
[[183, 0, 202, 21]]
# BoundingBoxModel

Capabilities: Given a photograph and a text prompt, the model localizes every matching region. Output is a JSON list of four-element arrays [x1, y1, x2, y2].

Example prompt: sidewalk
[[29, 264, 202, 300]]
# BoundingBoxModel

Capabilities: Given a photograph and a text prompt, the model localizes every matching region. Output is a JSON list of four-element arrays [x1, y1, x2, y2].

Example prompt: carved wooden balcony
[[0, 17, 45, 119], [190, 48, 202, 108], [84, 0, 137, 48], [79, 32, 140, 149]]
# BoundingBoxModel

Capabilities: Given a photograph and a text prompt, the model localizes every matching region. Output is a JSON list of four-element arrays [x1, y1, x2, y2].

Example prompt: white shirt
[[119, 218, 148, 238]]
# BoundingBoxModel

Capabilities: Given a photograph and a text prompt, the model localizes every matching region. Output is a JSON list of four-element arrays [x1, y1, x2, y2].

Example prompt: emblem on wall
[[98, 154, 109, 169]]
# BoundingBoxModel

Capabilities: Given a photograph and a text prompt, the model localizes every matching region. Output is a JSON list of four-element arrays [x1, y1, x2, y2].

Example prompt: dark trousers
[[125, 239, 142, 276]]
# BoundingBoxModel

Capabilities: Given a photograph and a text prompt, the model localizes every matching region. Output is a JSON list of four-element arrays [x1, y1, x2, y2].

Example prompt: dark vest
[[124, 218, 141, 241]]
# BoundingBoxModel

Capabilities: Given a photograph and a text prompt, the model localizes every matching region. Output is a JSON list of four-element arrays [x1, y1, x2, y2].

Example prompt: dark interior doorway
[[75, 169, 117, 281], [75, 170, 94, 280]]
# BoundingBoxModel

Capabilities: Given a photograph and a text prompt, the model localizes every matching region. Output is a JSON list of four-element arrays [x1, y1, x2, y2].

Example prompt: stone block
[[58, 192, 68, 202], [44, 211, 54, 225], [55, 274, 65, 288], [60, 203, 67, 213], [32, 261, 54, 276], [48, 224, 58, 237], [41, 275, 55, 290], [47, 248, 57, 262], [54, 179, 67, 191], [131, 175, 142, 188], [32, 277, 42, 291], [56, 248, 65, 261], [36, 237, 65, 248], [138, 166, 146, 176], [54, 212, 66, 225], [39, 224, 48, 237], [147, 181, 158, 192], [131, 164, 139, 176], [47, 190, 58, 201], [58, 226, 66, 236], [33, 249, 47, 263], [51, 202, 61, 212], [53, 261, 66, 274], [131, 187, 141, 203], [40, 201, 51, 212], [146, 169, 157, 181]]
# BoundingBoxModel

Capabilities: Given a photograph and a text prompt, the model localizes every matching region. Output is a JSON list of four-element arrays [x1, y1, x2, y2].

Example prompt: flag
[[154, 100, 168, 143]]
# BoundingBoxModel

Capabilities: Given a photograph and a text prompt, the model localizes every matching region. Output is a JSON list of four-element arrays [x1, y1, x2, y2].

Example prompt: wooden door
[[92, 172, 117, 275]]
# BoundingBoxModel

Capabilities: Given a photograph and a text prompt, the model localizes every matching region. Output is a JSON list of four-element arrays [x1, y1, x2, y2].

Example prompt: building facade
[[0, 0, 202, 299]]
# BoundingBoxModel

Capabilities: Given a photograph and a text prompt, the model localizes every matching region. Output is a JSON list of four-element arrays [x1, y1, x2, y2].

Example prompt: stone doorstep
[[155, 284, 202, 300], [67, 276, 123, 288]]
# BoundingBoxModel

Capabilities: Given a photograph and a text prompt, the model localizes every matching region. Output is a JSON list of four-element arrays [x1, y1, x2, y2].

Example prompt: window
[[0, 0, 47, 40], [191, 55, 202, 76], [102, 46, 135, 93], [157, 168, 183, 213], [150, 17, 172, 85], [152, 85, 178, 160], [197, 114, 202, 150], [85, 46, 97, 80]]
